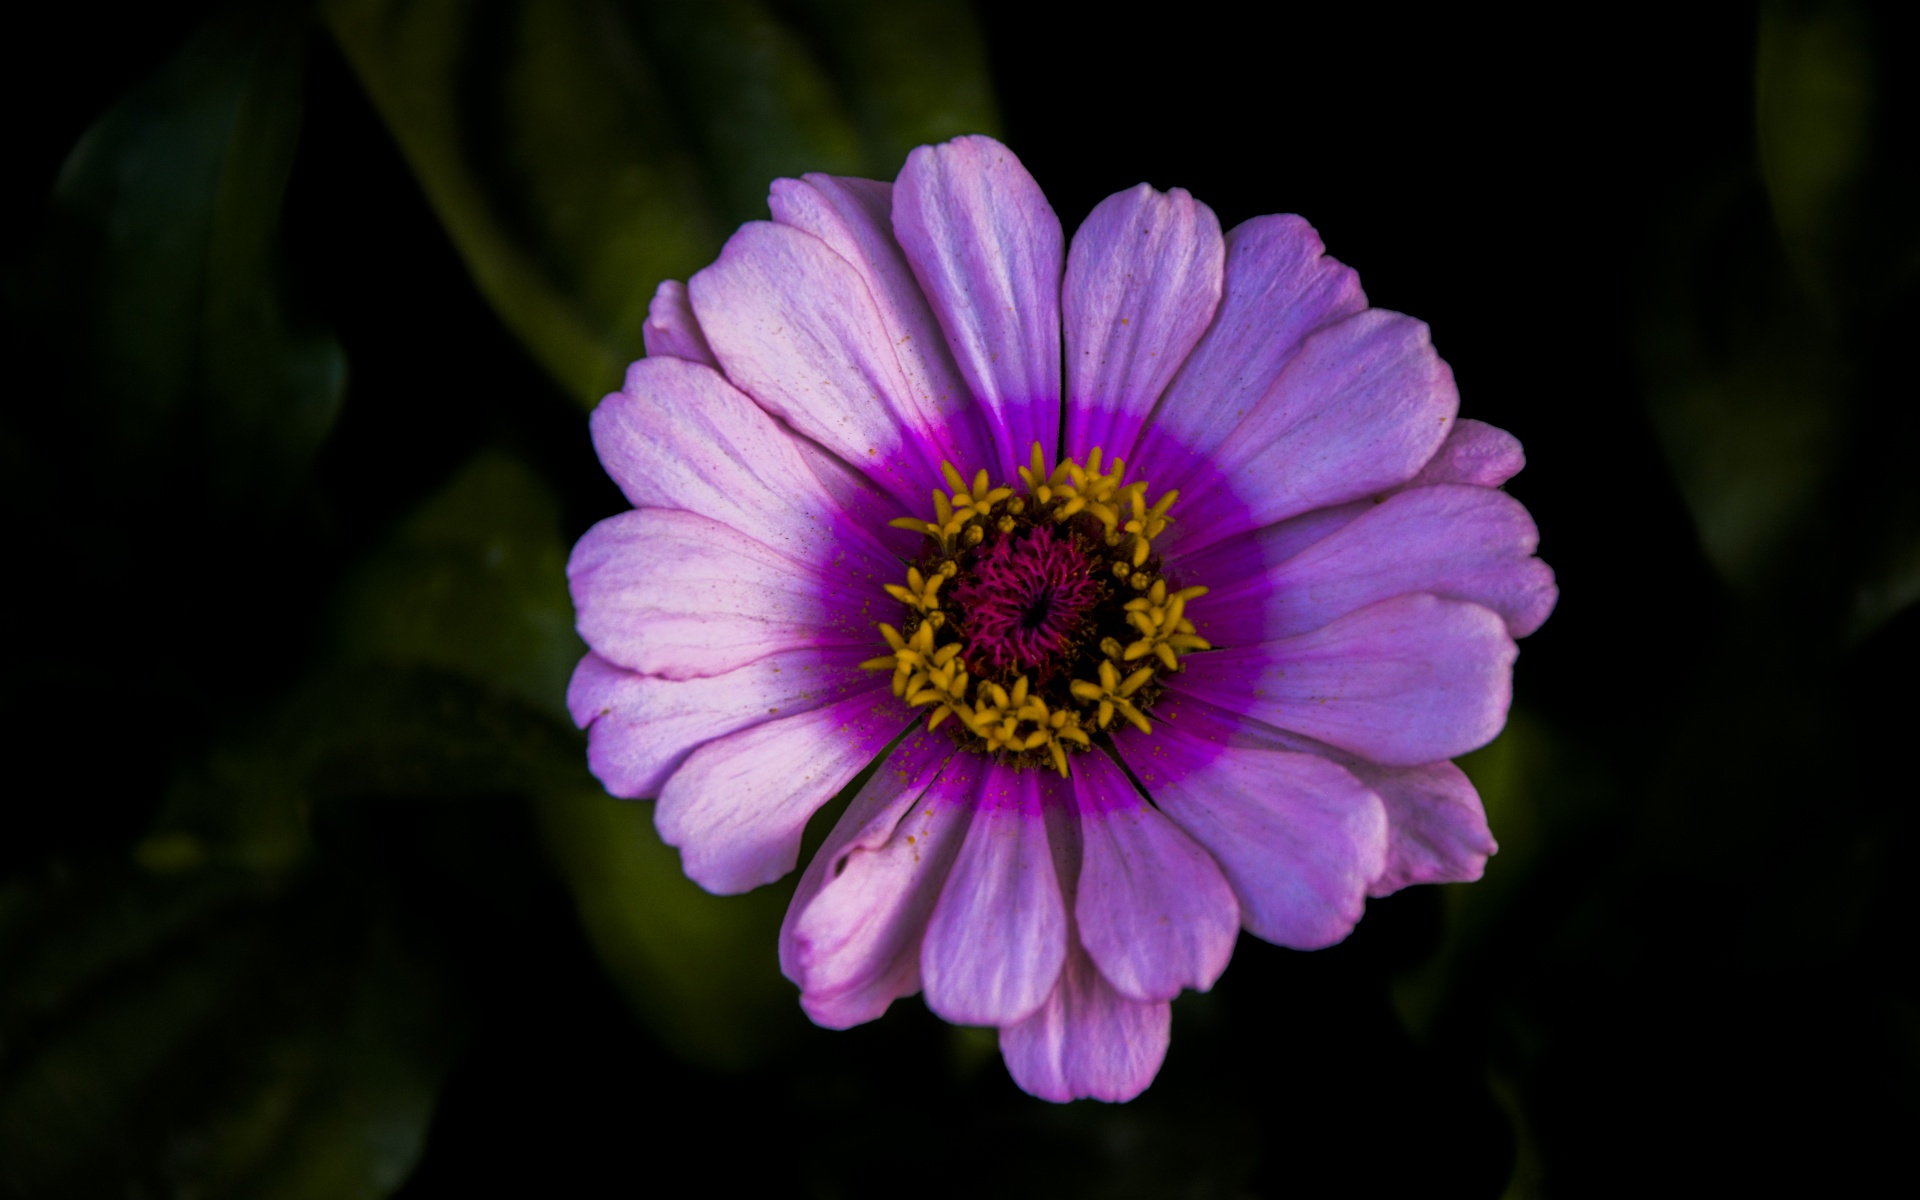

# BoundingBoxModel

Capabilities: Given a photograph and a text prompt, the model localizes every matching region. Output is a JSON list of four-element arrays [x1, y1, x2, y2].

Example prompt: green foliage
[[0, 863, 464, 1200], [31, 0, 345, 514], [322, 0, 1000, 407]]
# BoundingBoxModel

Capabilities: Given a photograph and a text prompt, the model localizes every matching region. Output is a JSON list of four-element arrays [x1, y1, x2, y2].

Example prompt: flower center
[[863, 444, 1212, 776], [951, 523, 1100, 677]]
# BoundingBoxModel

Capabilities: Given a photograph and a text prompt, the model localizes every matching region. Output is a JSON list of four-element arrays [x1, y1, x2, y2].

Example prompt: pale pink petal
[[1165, 309, 1459, 555], [1131, 214, 1366, 487], [1062, 184, 1224, 463], [689, 220, 953, 508], [768, 174, 993, 471], [1347, 759, 1498, 897], [594, 357, 898, 568], [654, 687, 910, 894], [566, 647, 876, 800], [920, 766, 1070, 1026], [1071, 749, 1238, 1002], [999, 939, 1170, 1104], [1397, 418, 1525, 490], [892, 135, 1063, 483], [1114, 719, 1386, 950], [641, 278, 716, 366], [1172, 593, 1516, 767], [1197, 484, 1559, 644], [784, 749, 983, 1029], [567, 509, 880, 680]]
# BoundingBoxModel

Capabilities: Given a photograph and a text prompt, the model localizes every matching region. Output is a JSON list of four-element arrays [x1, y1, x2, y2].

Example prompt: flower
[[566, 135, 1556, 1102]]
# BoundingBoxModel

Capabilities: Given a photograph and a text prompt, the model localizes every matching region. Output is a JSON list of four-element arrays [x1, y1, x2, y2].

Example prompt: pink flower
[[566, 135, 1556, 1102]]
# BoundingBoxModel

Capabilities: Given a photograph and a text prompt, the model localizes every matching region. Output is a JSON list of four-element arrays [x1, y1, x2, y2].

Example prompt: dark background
[[3, 1, 1914, 1196]]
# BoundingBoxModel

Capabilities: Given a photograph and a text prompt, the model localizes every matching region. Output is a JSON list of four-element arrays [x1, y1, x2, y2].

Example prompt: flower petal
[[567, 508, 880, 679], [1167, 309, 1459, 554], [1398, 417, 1525, 490], [768, 173, 993, 470], [1062, 184, 1224, 463], [655, 687, 910, 894], [1198, 484, 1559, 644], [920, 766, 1070, 1027], [1347, 759, 1498, 897], [1131, 214, 1365, 487], [892, 135, 1063, 483], [567, 646, 878, 800], [641, 278, 717, 366], [1114, 715, 1386, 950], [999, 939, 1171, 1104], [783, 747, 981, 1029], [1167, 499, 1371, 595], [594, 356, 897, 568], [1171, 593, 1516, 767], [1072, 749, 1238, 1002], [689, 220, 952, 508]]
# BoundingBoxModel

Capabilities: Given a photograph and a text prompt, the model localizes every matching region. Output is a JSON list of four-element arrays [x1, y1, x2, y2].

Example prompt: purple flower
[[566, 136, 1556, 1102]]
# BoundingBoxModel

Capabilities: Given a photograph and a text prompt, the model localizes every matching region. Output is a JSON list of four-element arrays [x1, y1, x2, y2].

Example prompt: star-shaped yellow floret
[[1122, 581, 1212, 670], [1069, 659, 1157, 733]]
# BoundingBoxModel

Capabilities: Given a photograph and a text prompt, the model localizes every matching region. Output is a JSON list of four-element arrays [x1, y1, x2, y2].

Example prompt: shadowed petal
[[641, 278, 716, 366], [655, 687, 911, 894], [1114, 719, 1386, 949], [784, 749, 982, 1028], [999, 939, 1171, 1104], [594, 356, 898, 568], [1132, 214, 1366, 486], [893, 135, 1063, 483], [1350, 759, 1498, 897], [921, 766, 1069, 1026], [1063, 184, 1224, 463], [1072, 749, 1238, 1003], [567, 647, 878, 800], [1173, 593, 1516, 767], [567, 509, 881, 680], [1199, 484, 1559, 643], [1398, 418, 1524, 490]]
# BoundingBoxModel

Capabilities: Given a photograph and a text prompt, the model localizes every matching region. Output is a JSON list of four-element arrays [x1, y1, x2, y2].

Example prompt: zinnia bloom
[[567, 135, 1555, 1102]]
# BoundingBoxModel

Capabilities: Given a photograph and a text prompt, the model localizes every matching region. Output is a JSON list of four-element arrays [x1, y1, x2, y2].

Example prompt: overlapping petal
[[1062, 184, 1224, 462], [567, 508, 881, 680], [567, 647, 876, 800], [893, 135, 1064, 483], [1196, 483, 1558, 644], [920, 767, 1070, 1027], [593, 356, 899, 568], [1115, 715, 1386, 950], [999, 938, 1171, 1104], [641, 278, 716, 366], [1172, 593, 1516, 767], [690, 219, 955, 509], [655, 687, 910, 894], [1131, 214, 1366, 487], [1072, 749, 1238, 1002], [782, 744, 977, 1028], [1164, 308, 1460, 554]]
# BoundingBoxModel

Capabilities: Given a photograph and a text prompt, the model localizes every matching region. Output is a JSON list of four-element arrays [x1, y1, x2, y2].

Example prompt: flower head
[[566, 136, 1556, 1102]]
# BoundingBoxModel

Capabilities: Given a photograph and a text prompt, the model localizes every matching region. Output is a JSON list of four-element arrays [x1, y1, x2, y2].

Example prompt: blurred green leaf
[[334, 450, 581, 722], [30, 0, 344, 512], [532, 788, 802, 1069], [1755, 0, 1872, 316], [322, 0, 998, 406], [322, 447, 805, 1067], [0, 862, 464, 1200]]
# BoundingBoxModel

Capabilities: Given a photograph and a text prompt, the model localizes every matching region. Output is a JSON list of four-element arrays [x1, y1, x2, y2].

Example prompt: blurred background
[[2, 1, 1915, 1195]]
